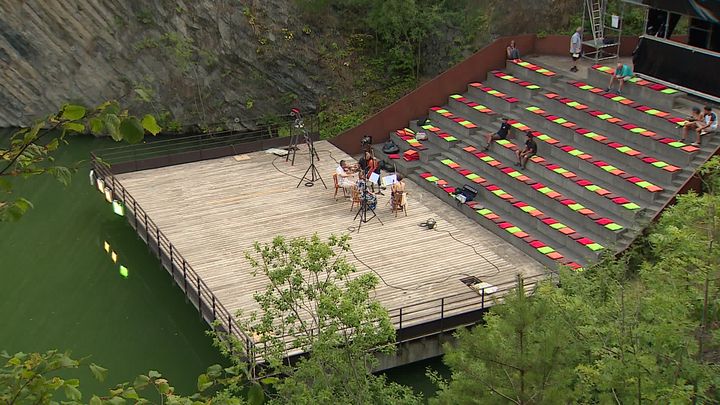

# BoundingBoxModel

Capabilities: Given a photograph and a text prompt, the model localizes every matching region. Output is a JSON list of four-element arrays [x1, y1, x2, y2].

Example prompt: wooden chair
[[332, 173, 348, 200], [391, 191, 408, 217], [349, 185, 362, 211]]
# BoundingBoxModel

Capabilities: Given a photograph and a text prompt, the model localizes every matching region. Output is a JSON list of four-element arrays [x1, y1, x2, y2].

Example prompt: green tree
[[0, 350, 245, 405], [432, 277, 581, 404], [0, 101, 161, 221], [216, 233, 419, 405], [434, 159, 720, 404], [365, 0, 442, 80]]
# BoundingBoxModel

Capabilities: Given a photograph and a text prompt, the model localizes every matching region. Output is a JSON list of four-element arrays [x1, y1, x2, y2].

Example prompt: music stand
[[353, 181, 383, 233]]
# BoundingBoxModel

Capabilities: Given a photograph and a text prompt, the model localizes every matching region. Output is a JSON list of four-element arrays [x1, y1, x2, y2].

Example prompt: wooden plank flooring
[[116, 141, 546, 330]]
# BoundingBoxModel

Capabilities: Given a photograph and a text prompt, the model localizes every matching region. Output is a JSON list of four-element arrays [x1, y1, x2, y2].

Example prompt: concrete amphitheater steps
[[410, 167, 586, 271], [422, 158, 607, 262], [376, 57, 718, 270]]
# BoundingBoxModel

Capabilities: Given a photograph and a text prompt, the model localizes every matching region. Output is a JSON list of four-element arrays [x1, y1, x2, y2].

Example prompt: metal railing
[[95, 114, 318, 166], [91, 157, 257, 360], [388, 273, 551, 341]]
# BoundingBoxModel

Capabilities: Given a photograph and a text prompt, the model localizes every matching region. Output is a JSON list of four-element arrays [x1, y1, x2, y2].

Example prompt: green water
[[0, 135, 224, 395], [0, 134, 446, 399]]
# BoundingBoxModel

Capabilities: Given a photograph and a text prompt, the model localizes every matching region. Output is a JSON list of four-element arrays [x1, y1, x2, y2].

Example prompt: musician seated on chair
[[336, 160, 355, 188], [358, 151, 372, 175], [355, 170, 373, 194], [390, 174, 405, 197]]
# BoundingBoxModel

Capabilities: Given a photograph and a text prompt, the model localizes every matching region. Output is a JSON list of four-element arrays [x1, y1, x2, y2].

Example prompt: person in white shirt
[[694, 105, 718, 146], [336, 160, 355, 188], [570, 27, 582, 72]]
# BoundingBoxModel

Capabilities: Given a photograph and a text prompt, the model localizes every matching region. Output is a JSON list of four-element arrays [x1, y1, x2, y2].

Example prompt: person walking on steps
[[570, 27, 582, 72]]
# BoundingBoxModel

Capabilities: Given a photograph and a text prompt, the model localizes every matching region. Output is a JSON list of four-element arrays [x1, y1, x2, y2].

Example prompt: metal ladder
[[586, 0, 605, 43]]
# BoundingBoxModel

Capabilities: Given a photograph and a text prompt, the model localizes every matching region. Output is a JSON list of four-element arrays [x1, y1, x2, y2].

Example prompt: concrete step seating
[[466, 83, 521, 113], [485, 70, 543, 102], [429, 106, 481, 138], [587, 64, 681, 109], [432, 157, 606, 261], [459, 143, 643, 222], [416, 116, 645, 224], [505, 59, 558, 87], [422, 100, 666, 203], [566, 80, 690, 135], [455, 145, 627, 233], [380, 56, 711, 270], [447, 95, 500, 128], [435, 105, 666, 202], [408, 123, 459, 151], [523, 106, 680, 186], [392, 128, 428, 151], [450, 147, 625, 245], [508, 119, 664, 201], [417, 171, 584, 271], [542, 92, 699, 164]]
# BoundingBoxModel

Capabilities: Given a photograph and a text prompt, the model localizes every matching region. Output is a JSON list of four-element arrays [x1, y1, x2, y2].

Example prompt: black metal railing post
[[399, 308, 403, 329], [183, 261, 187, 292], [440, 298, 445, 332], [197, 276, 202, 315], [144, 213, 149, 241], [169, 245, 174, 278]]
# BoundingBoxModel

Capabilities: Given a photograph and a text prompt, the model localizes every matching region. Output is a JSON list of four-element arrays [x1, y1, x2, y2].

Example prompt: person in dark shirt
[[358, 151, 372, 175], [483, 117, 511, 151], [515, 131, 538, 169]]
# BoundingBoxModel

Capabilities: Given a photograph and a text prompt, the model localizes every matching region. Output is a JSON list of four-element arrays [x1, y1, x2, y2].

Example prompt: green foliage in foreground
[[2, 235, 416, 405], [433, 157, 720, 404], [222, 233, 420, 405], [0, 101, 161, 221]]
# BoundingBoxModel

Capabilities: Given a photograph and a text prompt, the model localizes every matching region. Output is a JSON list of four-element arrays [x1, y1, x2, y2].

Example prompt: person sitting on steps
[[507, 40, 520, 60], [605, 62, 633, 94], [693, 105, 718, 146], [515, 130, 538, 170], [680, 107, 703, 144], [483, 117, 512, 151]]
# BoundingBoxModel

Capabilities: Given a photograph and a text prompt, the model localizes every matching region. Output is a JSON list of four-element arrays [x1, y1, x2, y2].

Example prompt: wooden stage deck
[[115, 141, 545, 337]]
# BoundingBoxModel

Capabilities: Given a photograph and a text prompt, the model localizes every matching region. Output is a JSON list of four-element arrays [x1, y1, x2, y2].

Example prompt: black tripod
[[353, 183, 383, 233], [297, 134, 326, 188], [286, 109, 319, 166]]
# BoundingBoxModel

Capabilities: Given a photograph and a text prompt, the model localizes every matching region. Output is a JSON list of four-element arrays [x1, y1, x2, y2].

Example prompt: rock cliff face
[[0, 0, 330, 128], [0, 0, 581, 130]]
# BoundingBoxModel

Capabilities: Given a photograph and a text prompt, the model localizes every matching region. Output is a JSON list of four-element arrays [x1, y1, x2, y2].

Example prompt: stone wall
[[0, 0, 329, 129]]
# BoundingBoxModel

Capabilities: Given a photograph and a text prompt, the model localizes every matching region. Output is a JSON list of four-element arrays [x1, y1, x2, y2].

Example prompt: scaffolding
[[581, 0, 625, 62]]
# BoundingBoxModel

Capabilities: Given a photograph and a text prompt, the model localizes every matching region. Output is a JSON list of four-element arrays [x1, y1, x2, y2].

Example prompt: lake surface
[[0, 134, 445, 399]]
